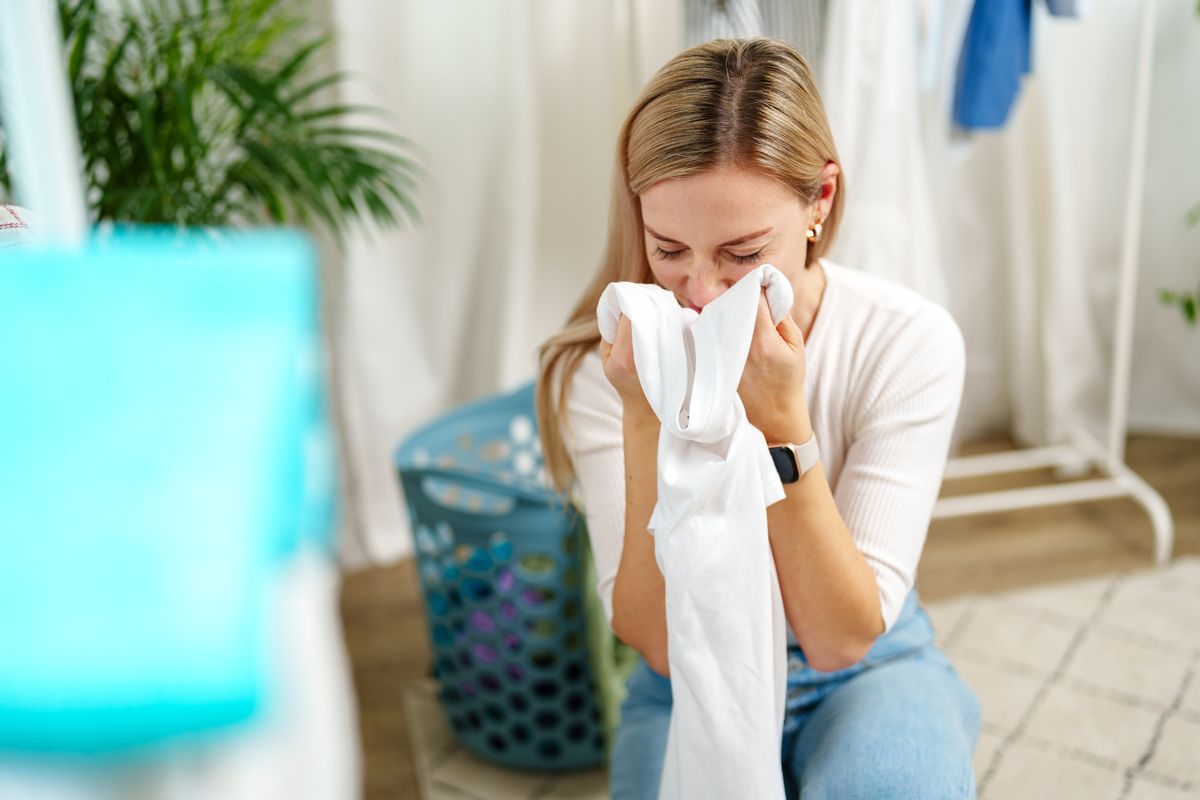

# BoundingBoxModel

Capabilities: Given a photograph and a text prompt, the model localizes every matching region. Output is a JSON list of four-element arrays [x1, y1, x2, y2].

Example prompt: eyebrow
[[644, 225, 772, 248]]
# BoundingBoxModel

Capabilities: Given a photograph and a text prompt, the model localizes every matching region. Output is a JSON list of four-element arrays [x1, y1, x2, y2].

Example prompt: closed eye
[[653, 247, 764, 265], [729, 250, 764, 264]]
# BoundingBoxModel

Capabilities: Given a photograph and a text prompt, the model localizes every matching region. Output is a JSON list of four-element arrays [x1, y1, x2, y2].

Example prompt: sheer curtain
[[922, 0, 1200, 445], [325, 1, 683, 566], [821, 0, 951, 307]]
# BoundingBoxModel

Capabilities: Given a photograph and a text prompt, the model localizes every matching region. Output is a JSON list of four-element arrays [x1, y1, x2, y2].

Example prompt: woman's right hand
[[599, 314, 655, 418]]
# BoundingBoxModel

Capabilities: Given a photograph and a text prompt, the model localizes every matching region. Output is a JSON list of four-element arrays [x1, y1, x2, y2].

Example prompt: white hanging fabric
[[820, 0, 949, 306], [596, 264, 792, 800], [683, 0, 764, 42], [326, 0, 684, 566], [683, 0, 828, 68]]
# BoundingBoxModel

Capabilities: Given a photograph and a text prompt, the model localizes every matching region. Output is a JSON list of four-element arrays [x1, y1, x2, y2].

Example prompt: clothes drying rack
[[931, 0, 1173, 565]]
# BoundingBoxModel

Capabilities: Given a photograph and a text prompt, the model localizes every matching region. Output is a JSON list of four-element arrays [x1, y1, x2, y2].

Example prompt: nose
[[685, 262, 731, 311]]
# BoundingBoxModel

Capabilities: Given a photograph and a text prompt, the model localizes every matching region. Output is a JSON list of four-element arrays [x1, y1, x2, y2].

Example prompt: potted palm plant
[[0, 0, 421, 242]]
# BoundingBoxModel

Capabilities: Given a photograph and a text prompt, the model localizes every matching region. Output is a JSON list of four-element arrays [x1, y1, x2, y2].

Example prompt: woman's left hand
[[738, 291, 813, 444]]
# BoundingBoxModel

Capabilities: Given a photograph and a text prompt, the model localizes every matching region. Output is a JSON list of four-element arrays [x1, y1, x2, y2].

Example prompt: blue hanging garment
[[953, 0, 1033, 130], [952, 0, 1080, 130]]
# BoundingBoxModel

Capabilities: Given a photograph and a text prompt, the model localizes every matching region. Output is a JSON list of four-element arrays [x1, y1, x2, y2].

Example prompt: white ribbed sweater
[[562, 259, 965, 637]]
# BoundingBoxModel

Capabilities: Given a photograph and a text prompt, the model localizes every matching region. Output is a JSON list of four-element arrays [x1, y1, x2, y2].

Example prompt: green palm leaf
[[0, 0, 422, 246]]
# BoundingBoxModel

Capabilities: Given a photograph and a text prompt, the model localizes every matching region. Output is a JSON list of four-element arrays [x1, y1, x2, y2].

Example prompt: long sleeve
[[832, 304, 966, 632], [560, 349, 627, 628]]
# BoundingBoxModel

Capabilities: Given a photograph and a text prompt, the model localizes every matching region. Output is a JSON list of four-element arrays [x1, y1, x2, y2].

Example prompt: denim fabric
[[608, 589, 981, 799], [952, 0, 1032, 130]]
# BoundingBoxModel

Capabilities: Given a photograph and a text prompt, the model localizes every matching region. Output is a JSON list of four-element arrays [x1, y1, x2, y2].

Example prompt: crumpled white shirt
[[597, 264, 793, 800]]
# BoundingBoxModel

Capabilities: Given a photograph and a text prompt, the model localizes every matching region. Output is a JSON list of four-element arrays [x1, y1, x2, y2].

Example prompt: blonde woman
[[537, 37, 980, 798]]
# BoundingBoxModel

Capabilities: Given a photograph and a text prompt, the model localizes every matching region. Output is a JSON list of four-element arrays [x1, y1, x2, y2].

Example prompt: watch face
[[769, 446, 800, 484]]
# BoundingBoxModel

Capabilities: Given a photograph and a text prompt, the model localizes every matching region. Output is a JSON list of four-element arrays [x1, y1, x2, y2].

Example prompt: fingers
[[754, 291, 776, 338], [600, 314, 629, 361], [614, 316, 636, 370], [776, 313, 804, 347], [601, 315, 634, 368], [754, 290, 805, 351], [599, 314, 648, 407], [616, 315, 633, 348]]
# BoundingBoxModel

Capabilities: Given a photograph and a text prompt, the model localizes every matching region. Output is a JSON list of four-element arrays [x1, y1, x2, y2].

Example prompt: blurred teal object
[[0, 227, 336, 753]]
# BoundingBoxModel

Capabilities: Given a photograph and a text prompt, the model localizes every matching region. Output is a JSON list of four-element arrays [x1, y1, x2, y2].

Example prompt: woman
[[536, 37, 980, 798]]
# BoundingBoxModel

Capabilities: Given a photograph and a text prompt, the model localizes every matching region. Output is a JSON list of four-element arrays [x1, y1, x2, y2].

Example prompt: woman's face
[[638, 162, 833, 311]]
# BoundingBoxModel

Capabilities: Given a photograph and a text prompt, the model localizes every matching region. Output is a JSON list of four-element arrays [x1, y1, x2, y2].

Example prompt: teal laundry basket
[[395, 383, 606, 771]]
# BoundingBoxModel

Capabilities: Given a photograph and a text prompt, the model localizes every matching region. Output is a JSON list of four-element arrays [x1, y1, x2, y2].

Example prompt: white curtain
[[920, 0, 1200, 445], [821, 0, 950, 307], [326, 1, 683, 567], [1104, 0, 1200, 437]]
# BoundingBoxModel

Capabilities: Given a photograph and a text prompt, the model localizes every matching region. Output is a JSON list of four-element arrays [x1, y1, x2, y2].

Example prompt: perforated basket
[[394, 382, 606, 771]]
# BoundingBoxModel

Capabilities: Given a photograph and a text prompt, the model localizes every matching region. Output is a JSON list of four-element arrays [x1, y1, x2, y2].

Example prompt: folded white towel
[[597, 264, 793, 800]]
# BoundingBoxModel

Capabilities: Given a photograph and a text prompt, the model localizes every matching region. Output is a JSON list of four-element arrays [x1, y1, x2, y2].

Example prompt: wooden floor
[[338, 435, 1200, 800]]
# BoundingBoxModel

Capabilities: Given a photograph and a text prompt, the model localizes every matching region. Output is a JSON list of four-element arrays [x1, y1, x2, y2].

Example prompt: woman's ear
[[818, 160, 840, 218]]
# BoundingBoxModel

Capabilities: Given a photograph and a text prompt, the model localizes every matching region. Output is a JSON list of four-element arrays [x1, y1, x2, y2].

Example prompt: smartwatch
[[768, 434, 820, 484]]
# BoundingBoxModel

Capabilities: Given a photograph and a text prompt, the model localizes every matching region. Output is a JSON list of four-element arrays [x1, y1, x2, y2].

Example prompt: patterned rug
[[403, 557, 1200, 799]]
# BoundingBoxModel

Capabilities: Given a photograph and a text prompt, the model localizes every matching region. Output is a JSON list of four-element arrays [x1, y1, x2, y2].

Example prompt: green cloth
[[579, 517, 639, 750]]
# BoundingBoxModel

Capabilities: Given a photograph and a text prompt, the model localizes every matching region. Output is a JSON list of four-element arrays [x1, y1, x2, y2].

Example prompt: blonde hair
[[535, 37, 845, 493]]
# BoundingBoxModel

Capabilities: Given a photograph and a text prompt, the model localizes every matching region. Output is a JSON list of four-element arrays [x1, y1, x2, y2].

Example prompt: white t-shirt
[[561, 258, 966, 637]]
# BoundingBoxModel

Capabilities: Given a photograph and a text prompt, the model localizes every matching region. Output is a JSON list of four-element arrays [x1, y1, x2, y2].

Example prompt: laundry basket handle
[[400, 465, 570, 529]]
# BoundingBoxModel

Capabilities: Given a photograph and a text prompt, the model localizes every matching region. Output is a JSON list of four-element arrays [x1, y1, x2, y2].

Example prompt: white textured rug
[[403, 557, 1200, 799], [936, 556, 1200, 799]]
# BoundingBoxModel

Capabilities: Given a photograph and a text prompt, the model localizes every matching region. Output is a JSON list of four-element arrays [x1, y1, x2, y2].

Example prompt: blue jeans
[[609, 590, 981, 799]]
